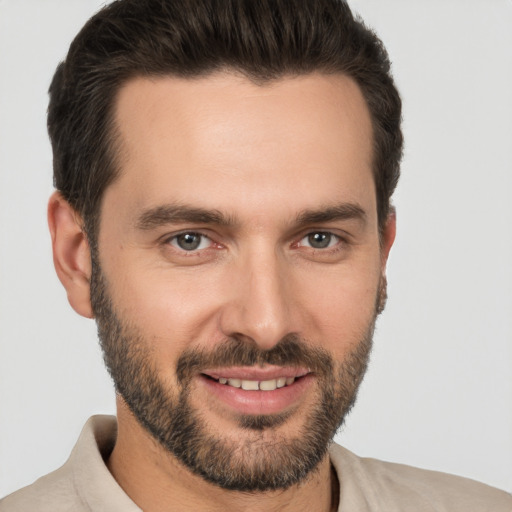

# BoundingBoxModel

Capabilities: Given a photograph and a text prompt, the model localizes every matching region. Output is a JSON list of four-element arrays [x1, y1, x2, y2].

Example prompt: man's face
[[91, 72, 392, 490]]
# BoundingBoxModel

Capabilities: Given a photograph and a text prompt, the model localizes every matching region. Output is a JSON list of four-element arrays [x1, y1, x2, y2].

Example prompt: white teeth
[[259, 379, 277, 391], [216, 376, 298, 390], [227, 378, 241, 388], [241, 380, 260, 391]]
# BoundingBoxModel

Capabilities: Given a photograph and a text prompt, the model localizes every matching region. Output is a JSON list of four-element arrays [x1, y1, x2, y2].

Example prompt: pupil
[[178, 233, 201, 250], [308, 232, 331, 249]]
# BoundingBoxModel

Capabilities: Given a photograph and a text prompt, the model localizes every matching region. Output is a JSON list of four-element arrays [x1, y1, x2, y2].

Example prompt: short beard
[[90, 256, 381, 492]]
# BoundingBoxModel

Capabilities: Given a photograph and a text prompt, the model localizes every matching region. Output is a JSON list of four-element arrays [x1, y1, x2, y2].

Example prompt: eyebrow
[[136, 204, 236, 230], [295, 203, 367, 226], [135, 202, 367, 231]]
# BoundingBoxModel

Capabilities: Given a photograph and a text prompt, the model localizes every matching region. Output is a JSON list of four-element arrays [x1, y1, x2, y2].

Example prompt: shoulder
[[329, 443, 512, 512], [0, 465, 87, 512], [0, 415, 130, 512]]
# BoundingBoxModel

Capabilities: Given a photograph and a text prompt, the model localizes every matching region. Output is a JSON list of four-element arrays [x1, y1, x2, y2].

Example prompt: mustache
[[176, 334, 334, 384]]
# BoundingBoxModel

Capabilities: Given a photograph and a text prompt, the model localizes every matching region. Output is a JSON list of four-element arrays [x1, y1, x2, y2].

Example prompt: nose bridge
[[221, 241, 293, 350]]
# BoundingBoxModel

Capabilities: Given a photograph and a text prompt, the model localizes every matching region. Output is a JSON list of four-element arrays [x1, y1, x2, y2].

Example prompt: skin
[[49, 71, 395, 512]]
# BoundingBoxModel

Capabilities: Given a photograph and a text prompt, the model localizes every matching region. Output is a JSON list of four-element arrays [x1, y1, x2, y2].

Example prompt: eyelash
[[166, 232, 215, 253], [163, 230, 346, 256], [296, 232, 342, 250]]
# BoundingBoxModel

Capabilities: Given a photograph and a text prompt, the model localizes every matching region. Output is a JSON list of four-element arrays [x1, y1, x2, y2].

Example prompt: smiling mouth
[[201, 366, 311, 391], [205, 375, 300, 391], [199, 368, 312, 415]]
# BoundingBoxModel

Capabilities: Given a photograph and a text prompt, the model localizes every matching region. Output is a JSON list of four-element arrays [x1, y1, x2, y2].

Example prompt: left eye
[[169, 232, 212, 251], [299, 232, 340, 249]]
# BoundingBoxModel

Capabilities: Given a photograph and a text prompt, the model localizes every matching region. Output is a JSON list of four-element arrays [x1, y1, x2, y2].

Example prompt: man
[[1, 0, 510, 510]]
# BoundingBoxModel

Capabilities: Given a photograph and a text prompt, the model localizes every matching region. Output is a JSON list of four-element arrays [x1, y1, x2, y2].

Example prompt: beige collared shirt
[[1, 415, 511, 511]]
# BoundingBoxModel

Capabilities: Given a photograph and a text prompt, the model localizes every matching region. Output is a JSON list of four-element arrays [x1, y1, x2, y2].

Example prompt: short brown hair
[[48, 0, 402, 240]]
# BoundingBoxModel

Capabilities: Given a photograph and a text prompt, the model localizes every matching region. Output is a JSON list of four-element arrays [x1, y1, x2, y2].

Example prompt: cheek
[[298, 261, 380, 351], [107, 262, 225, 355]]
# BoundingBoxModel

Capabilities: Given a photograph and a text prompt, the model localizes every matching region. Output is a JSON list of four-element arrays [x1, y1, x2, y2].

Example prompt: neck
[[107, 402, 338, 512]]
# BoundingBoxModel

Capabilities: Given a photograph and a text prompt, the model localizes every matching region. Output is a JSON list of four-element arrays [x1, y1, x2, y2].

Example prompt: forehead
[[108, 72, 376, 225]]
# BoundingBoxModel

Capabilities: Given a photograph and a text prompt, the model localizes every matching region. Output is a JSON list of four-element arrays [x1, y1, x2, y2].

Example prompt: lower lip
[[198, 374, 314, 416]]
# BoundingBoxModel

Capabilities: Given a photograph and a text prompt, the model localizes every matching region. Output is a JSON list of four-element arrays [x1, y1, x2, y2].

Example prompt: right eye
[[168, 232, 212, 252]]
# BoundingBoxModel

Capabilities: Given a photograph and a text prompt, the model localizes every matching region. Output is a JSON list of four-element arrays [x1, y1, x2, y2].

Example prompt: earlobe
[[48, 191, 94, 319]]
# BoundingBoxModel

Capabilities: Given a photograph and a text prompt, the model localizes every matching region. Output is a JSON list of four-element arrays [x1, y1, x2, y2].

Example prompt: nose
[[219, 246, 295, 351]]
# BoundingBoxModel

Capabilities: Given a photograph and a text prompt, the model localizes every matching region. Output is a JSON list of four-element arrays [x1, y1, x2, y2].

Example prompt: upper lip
[[201, 366, 310, 381]]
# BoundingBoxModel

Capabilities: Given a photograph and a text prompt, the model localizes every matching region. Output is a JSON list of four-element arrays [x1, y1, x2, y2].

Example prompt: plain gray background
[[1, 0, 511, 497]]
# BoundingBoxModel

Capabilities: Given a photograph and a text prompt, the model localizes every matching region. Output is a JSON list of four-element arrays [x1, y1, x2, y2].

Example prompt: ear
[[380, 209, 396, 271], [48, 191, 94, 318]]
